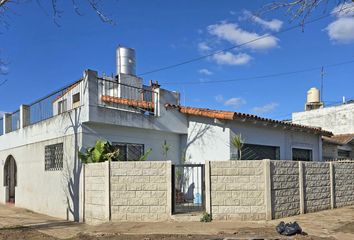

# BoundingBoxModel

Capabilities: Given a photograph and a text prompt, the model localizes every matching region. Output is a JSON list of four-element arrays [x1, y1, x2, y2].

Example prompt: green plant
[[139, 148, 152, 161], [78, 140, 119, 163], [231, 134, 244, 160], [200, 212, 212, 222], [162, 140, 171, 161]]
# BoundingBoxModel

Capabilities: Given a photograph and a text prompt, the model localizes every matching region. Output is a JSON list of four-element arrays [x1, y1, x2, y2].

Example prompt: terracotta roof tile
[[165, 104, 332, 136], [324, 134, 354, 145], [101, 95, 154, 110]]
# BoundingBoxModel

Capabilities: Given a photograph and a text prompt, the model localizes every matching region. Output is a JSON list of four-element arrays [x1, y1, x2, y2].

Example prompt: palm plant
[[162, 140, 171, 161], [231, 134, 244, 160]]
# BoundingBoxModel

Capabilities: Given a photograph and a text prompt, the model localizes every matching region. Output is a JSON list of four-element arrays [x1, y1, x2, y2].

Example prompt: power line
[[137, 5, 354, 76], [0, 79, 7, 87], [163, 59, 354, 85]]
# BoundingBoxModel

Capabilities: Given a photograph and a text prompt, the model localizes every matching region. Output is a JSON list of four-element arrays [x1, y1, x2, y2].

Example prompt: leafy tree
[[162, 140, 171, 161]]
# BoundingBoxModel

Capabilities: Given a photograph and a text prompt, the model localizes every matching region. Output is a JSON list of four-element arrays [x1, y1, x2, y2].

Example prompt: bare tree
[[259, 0, 354, 25]]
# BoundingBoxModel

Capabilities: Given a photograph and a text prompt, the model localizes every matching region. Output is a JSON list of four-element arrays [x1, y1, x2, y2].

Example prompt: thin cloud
[[215, 95, 246, 108], [224, 97, 246, 108], [212, 52, 252, 65], [198, 42, 212, 52], [242, 10, 283, 32], [198, 68, 213, 75], [252, 102, 279, 113], [207, 22, 279, 50], [325, 2, 354, 43]]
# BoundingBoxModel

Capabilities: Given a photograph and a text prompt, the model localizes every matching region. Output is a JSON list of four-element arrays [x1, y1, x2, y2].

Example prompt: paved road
[[0, 204, 353, 239]]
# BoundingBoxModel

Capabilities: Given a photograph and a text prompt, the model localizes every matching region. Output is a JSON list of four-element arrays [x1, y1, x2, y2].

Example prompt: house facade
[[0, 47, 331, 221], [292, 89, 354, 160]]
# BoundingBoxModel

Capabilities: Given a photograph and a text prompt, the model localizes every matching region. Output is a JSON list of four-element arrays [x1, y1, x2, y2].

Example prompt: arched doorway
[[4, 156, 17, 203]]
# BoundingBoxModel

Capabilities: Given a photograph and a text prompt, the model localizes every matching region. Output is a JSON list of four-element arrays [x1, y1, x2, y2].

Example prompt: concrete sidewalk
[[0, 204, 354, 239]]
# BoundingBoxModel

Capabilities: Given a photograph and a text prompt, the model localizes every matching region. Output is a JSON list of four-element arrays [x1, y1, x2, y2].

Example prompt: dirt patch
[[0, 227, 334, 240], [333, 222, 354, 234]]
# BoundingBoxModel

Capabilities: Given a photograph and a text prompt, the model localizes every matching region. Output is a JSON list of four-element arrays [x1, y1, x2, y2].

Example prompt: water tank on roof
[[116, 46, 136, 76], [307, 87, 320, 103]]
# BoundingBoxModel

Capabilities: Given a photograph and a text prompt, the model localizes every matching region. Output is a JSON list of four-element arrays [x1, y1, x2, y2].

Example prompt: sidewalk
[[0, 203, 353, 239]]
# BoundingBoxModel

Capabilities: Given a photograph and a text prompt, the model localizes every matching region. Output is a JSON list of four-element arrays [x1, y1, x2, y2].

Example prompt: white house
[[292, 87, 354, 160], [0, 47, 331, 221]]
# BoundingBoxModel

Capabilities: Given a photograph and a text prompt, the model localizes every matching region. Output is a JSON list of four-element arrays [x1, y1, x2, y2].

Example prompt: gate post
[[205, 161, 211, 214]]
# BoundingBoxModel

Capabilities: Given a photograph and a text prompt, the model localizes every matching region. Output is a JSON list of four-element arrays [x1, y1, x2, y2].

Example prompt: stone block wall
[[303, 162, 331, 212], [210, 161, 266, 220], [333, 163, 354, 207], [110, 161, 171, 221], [270, 161, 300, 219], [84, 162, 108, 223]]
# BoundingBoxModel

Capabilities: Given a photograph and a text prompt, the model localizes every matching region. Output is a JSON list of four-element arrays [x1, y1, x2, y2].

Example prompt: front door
[[5, 156, 17, 203]]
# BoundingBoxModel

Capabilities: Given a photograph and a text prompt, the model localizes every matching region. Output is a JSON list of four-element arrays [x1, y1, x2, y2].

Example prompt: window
[[240, 144, 280, 160], [338, 150, 350, 159], [292, 148, 312, 161], [58, 99, 67, 114], [45, 143, 63, 171], [72, 93, 80, 108], [113, 143, 144, 161]]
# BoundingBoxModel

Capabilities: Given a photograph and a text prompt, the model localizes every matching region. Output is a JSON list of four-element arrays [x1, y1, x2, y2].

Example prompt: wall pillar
[[205, 160, 211, 214], [20, 105, 30, 128], [3, 113, 12, 133], [166, 161, 172, 216], [299, 161, 305, 214], [264, 159, 272, 220], [104, 160, 111, 221], [329, 162, 335, 209]]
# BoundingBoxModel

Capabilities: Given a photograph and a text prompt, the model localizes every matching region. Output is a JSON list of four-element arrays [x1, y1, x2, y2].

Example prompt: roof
[[101, 95, 154, 110], [323, 134, 354, 145], [165, 104, 333, 136]]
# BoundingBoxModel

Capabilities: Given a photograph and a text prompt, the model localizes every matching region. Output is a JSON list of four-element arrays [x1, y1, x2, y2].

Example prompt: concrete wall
[[270, 161, 300, 218], [84, 161, 171, 224], [110, 161, 171, 221], [303, 162, 331, 212], [333, 162, 354, 207], [292, 102, 354, 135], [84, 162, 108, 223], [209, 161, 266, 220]]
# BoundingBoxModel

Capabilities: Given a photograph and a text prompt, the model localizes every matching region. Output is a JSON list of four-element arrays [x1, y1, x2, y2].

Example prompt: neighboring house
[[0, 47, 331, 221], [292, 88, 354, 160]]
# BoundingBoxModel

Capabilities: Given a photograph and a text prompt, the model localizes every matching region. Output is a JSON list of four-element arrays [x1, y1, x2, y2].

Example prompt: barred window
[[239, 144, 280, 160], [292, 148, 312, 161], [45, 143, 64, 170], [113, 143, 144, 161]]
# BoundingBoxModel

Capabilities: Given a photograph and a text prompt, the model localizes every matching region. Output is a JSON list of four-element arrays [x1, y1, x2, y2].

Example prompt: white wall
[[292, 103, 354, 135], [185, 117, 230, 164], [82, 123, 182, 164], [0, 109, 84, 221], [228, 120, 322, 161], [185, 116, 322, 163]]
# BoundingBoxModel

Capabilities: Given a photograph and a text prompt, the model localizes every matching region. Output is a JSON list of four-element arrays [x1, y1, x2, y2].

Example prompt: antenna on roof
[[320, 66, 324, 102]]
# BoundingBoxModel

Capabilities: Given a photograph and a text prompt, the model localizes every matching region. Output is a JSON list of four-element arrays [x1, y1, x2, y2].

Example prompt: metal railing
[[1, 79, 84, 134], [11, 110, 20, 131], [28, 79, 84, 125], [0, 117, 3, 135], [98, 77, 157, 115]]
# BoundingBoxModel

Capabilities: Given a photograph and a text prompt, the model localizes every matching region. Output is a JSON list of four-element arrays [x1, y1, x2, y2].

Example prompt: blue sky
[[1, 0, 354, 120]]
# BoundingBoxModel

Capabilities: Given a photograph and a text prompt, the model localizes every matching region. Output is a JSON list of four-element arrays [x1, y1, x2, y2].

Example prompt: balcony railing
[[98, 77, 157, 115], [1, 79, 84, 134], [0, 117, 3, 136]]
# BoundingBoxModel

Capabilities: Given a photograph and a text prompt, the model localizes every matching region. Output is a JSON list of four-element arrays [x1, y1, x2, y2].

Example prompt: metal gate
[[172, 164, 205, 214]]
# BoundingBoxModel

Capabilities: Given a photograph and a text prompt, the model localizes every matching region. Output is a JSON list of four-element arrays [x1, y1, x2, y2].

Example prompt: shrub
[[200, 212, 212, 222]]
